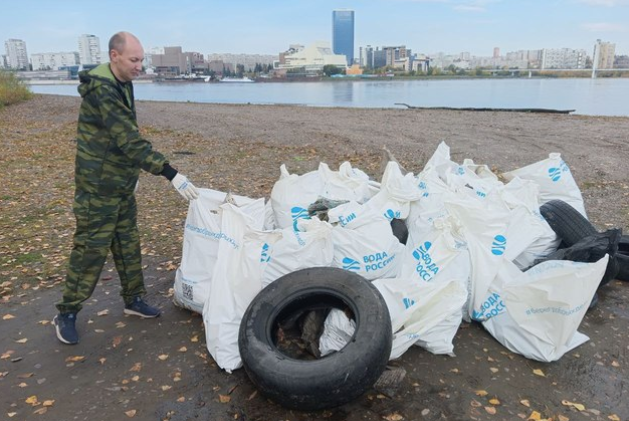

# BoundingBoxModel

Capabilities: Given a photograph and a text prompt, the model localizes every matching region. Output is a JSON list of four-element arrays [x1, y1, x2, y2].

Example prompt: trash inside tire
[[238, 267, 392, 411]]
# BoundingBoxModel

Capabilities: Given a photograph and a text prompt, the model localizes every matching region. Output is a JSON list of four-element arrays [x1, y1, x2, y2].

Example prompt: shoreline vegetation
[[0, 70, 32, 108]]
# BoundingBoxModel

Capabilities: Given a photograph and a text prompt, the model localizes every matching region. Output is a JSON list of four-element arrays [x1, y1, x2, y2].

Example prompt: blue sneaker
[[53, 313, 79, 345], [124, 296, 161, 318]]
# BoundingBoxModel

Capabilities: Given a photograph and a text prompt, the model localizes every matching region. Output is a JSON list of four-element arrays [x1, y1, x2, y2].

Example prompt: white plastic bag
[[481, 256, 607, 362], [261, 218, 334, 287], [363, 161, 423, 221], [502, 153, 587, 217], [319, 309, 356, 357], [173, 189, 264, 313], [202, 204, 282, 372], [270, 162, 380, 229], [330, 205, 405, 280]]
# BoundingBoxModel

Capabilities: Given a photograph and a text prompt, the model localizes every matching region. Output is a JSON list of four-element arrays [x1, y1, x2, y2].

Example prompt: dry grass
[[0, 70, 33, 108]]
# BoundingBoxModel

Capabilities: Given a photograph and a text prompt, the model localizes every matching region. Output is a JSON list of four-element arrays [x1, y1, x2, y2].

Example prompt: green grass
[[0, 70, 33, 108]]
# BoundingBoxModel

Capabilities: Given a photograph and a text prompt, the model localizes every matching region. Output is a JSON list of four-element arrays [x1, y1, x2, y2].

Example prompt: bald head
[[108, 32, 144, 82], [109, 32, 141, 58]]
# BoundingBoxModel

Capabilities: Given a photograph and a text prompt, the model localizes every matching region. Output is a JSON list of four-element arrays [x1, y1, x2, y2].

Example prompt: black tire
[[540, 199, 597, 246], [616, 235, 629, 281], [238, 267, 392, 411], [540, 200, 629, 282]]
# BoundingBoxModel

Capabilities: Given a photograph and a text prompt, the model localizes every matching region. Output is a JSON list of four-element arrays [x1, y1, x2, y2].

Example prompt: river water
[[30, 77, 629, 117]]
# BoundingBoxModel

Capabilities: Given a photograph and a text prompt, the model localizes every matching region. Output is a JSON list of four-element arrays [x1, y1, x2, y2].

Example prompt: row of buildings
[[2, 9, 626, 78]]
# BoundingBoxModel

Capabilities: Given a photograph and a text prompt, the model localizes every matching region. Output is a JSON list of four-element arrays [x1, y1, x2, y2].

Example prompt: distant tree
[[323, 65, 344, 76], [236, 64, 245, 77]]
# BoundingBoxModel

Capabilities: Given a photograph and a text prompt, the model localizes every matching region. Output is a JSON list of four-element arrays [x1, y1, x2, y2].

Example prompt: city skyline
[[2, 0, 628, 57]]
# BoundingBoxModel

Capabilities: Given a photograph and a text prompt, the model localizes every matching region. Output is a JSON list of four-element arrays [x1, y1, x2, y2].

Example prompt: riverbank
[[1, 94, 628, 421]]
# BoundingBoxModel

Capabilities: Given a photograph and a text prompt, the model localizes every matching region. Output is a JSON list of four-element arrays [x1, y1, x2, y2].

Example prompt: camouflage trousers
[[56, 190, 145, 313]]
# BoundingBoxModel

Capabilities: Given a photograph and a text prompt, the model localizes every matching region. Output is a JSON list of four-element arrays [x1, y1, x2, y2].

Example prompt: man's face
[[110, 37, 144, 82]]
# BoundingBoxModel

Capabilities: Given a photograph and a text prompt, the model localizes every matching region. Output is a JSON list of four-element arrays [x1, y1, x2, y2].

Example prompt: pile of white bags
[[175, 143, 608, 370]]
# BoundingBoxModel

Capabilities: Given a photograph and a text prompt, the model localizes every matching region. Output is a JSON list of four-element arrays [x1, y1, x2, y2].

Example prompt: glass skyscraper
[[332, 9, 355, 66]]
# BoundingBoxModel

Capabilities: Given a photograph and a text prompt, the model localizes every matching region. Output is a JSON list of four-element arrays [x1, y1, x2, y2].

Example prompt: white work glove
[[171, 173, 199, 200]]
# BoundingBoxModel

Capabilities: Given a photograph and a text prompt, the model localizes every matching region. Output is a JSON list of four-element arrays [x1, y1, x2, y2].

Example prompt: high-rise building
[[332, 9, 354, 66], [4, 39, 29, 70], [541, 48, 587, 69], [78, 34, 102, 65], [593, 39, 615, 70], [31, 52, 80, 71]]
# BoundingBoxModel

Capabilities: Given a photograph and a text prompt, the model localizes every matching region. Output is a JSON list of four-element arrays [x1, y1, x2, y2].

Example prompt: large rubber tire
[[540, 199, 597, 246], [617, 235, 629, 281], [540, 200, 629, 282], [238, 267, 392, 411]]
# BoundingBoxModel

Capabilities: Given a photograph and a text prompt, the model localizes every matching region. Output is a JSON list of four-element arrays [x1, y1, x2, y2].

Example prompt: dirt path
[[1, 94, 628, 421]]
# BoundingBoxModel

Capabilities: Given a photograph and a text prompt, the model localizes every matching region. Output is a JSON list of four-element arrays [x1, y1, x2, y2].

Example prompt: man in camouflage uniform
[[54, 32, 199, 345]]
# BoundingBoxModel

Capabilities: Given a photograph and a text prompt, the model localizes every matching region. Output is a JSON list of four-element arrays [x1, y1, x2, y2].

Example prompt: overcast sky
[[3, 0, 628, 57]]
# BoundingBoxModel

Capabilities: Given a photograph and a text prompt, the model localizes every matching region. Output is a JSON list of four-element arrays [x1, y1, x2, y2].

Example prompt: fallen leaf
[[38, 320, 50, 325], [608, 415, 621, 421], [17, 372, 34, 378], [15, 338, 28, 344], [450, 368, 459, 373], [561, 400, 585, 411], [25, 395, 39, 405], [116, 322, 126, 328], [33, 407, 48, 415], [475, 390, 489, 397], [219, 394, 231, 403], [177, 396, 185, 403], [558, 415, 570, 421], [489, 398, 501, 405], [383, 413, 403, 421], [520, 399, 531, 407], [470, 399, 482, 408], [7, 413, 17, 418], [178, 346, 188, 352], [125, 409, 137, 418], [485, 406, 497, 415], [1, 350, 14, 360], [65, 356, 85, 363], [129, 362, 142, 372], [112, 336, 122, 347], [191, 335, 199, 343], [161, 385, 172, 391], [3, 314, 15, 320], [96, 309, 109, 316], [489, 367, 499, 373], [18, 382, 27, 387], [532, 369, 545, 377], [42, 400, 54, 407], [99, 358, 106, 365], [611, 361, 620, 367], [131, 375, 140, 382], [247, 390, 258, 400], [158, 354, 169, 361], [528, 411, 542, 420]]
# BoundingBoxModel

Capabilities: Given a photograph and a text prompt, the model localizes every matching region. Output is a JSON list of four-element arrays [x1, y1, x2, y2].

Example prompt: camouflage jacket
[[75, 64, 168, 196]]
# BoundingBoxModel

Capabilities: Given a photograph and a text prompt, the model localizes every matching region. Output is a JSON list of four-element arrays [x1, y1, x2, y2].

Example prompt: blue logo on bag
[[260, 243, 271, 263], [384, 209, 401, 221], [491, 235, 507, 256], [403, 297, 415, 309], [412, 241, 439, 282], [472, 292, 506, 321], [342, 257, 360, 271], [457, 166, 465, 175], [548, 160, 570, 182], [548, 167, 562, 182], [291, 206, 310, 231]]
